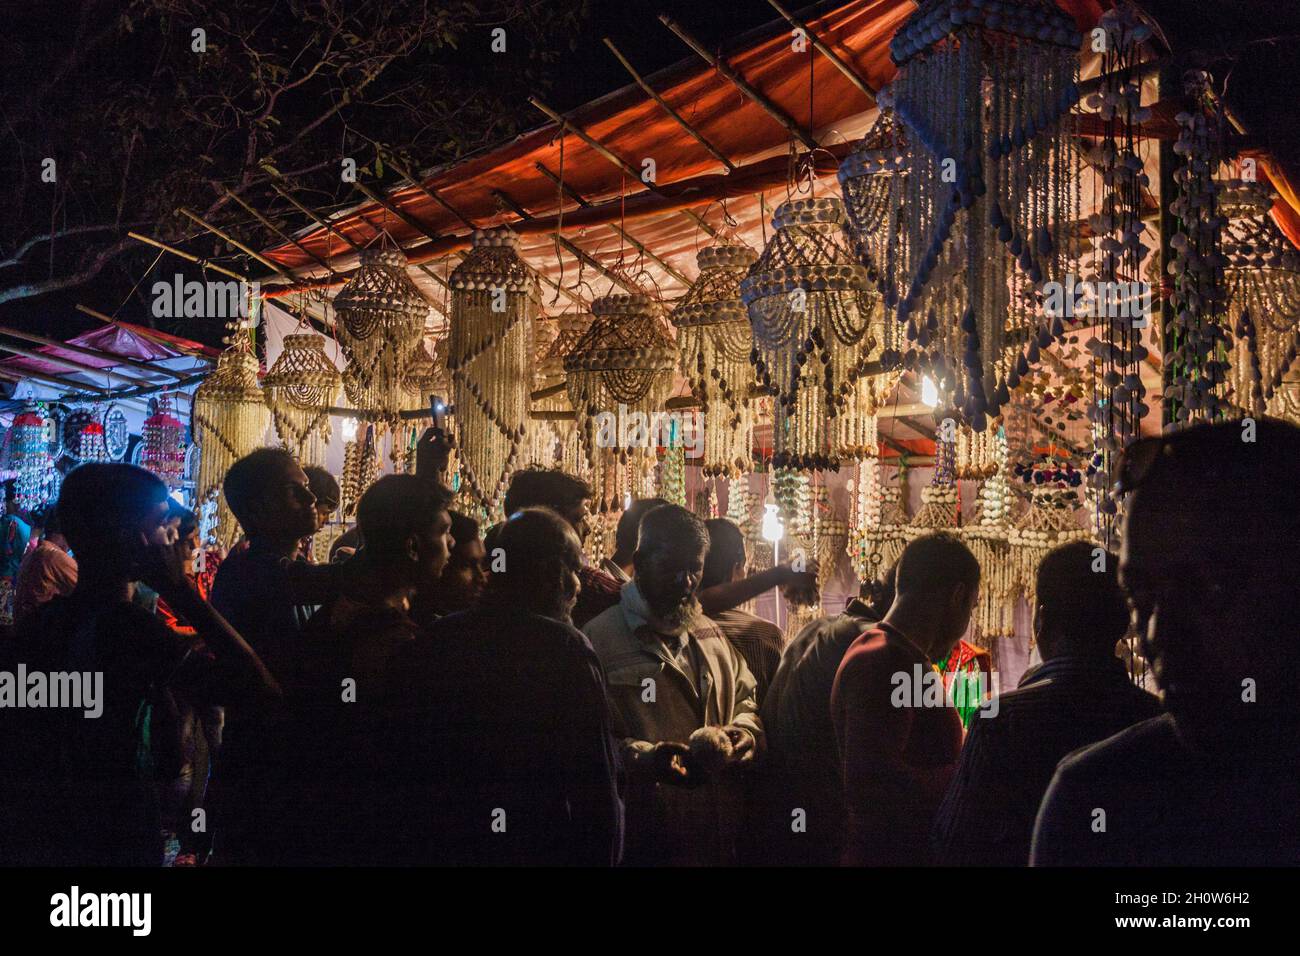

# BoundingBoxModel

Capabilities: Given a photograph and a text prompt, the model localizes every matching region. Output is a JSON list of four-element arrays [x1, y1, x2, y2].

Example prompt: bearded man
[[583, 504, 764, 866]]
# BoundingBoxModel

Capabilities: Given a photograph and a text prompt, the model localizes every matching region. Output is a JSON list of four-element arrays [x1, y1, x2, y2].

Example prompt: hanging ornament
[[1083, 6, 1155, 544], [839, 109, 910, 309], [10, 405, 56, 512], [1218, 177, 1300, 417], [528, 312, 591, 472], [142, 395, 187, 490], [907, 435, 960, 533], [262, 333, 341, 466], [850, 456, 910, 580], [1008, 447, 1091, 605], [882, 0, 1082, 428], [726, 475, 759, 543], [193, 345, 271, 548], [565, 293, 677, 513], [448, 229, 535, 510], [63, 409, 109, 463], [673, 243, 759, 477], [1165, 70, 1229, 429], [961, 427, 1017, 643], [955, 423, 1001, 479], [340, 423, 381, 519], [335, 248, 430, 421], [742, 197, 883, 471], [102, 405, 130, 461]]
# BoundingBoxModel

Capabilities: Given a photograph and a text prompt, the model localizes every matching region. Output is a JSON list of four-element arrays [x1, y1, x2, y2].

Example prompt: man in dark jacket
[[749, 565, 895, 865], [933, 541, 1160, 866], [387, 507, 623, 865]]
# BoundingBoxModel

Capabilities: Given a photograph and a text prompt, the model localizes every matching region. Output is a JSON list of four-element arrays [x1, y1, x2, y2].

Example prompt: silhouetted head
[[57, 463, 170, 578], [223, 448, 317, 541], [303, 465, 341, 531], [356, 474, 455, 595], [1034, 540, 1128, 661], [439, 511, 488, 612], [702, 517, 747, 589], [890, 532, 981, 659], [1117, 418, 1300, 747], [489, 506, 583, 622], [614, 497, 669, 563], [859, 560, 898, 620], [634, 504, 709, 630], [504, 468, 593, 541]]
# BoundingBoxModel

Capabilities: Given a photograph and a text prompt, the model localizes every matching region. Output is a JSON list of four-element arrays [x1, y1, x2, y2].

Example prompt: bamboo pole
[[263, 176, 363, 255], [371, 147, 477, 231], [223, 187, 336, 276], [763, 0, 878, 102], [127, 232, 248, 282], [658, 15, 818, 151], [602, 37, 736, 171], [177, 207, 296, 282]]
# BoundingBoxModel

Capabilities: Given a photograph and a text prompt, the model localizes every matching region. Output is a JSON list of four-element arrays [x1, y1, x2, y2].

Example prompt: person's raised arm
[[698, 560, 818, 616]]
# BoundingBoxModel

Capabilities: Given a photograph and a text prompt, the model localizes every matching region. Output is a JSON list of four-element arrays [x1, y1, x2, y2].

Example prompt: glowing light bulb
[[623, 492, 633, 511], [921, 375, 940, 408], [761, 502, 784, 543], [341, 416, 359, 441]]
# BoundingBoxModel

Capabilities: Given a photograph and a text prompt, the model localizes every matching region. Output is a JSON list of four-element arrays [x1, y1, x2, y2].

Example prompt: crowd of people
[[0, 416, 1297, 867]]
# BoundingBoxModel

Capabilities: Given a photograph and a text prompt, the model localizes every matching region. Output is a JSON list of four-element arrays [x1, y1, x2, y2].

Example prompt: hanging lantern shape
[[262, 333, 342, 466], [1218, 178, 1300, 416], [955, 423, 1002, 479], [742, 197, 883, 471], [839, 109, 910, 307], [64, 409, 109, 463], [850, 456, 910, 580], [528, 313, 590, 472], [194, 346, 271, 548], [448, 229, 535, 510], [10, 407, 54, 512], [907, 435, 960, 535], [335, 248, 430, 421], [142, 396, 187, 490], [883, 0, 1082, 429], [962, 427, 1017, 643], [673, 243, 759, 477], [565, 293, 677, 513]]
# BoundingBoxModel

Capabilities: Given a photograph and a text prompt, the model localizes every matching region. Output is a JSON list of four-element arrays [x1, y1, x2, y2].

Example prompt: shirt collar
[[621, 580, 689, 649], [1019, 654, 1130, 688]]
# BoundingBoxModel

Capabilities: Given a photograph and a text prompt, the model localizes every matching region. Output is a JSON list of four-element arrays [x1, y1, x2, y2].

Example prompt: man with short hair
[[301, 465, 342, 563], [388, 507, 623, 865], [0, 463, 278, 866], [602, 497, 669, 583], [934, 541, 1160, 866], [703, 517, 784, 704], [751, 563, 896, 866], [832, 532, 980, 865], [275, 474, 455, 865], [584, 504, 764, 866], [1032, 420, 1300, 866], [503, 468, 622, 628]]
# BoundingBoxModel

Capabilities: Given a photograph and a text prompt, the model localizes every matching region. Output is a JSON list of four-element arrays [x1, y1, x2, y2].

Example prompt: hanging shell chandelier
[[742, 197, 884, 471], [1218, 178, 1300, 416], [448, 229, 535, 510], [565, 292, 677, 512], [528, 313, 590, 473], [850, 456, 910, 580], [673, 243, 758, 477], [906, 435, 960, 535], [882, 0, 1082, 430], [262, 333, 341, 466], [1008, 451, 1091, 606], [839, 109, 910, 307], [335, 248, 430, 421], [10, 406, 55, 512], [141, 396, 187, 490], [193, 344, 271, 548], [962, 427, 1017, 643]]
